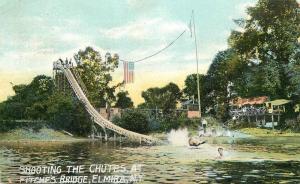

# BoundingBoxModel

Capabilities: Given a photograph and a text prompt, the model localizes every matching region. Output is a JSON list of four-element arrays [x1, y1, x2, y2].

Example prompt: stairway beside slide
[[58, 65, 157, 144]]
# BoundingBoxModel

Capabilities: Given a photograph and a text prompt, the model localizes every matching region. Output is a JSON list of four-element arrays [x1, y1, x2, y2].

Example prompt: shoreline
[[0, 128, 159, 144], [238, 128, 300, 137], [0, 128, 83, 142], [1, 127, 300, 143]]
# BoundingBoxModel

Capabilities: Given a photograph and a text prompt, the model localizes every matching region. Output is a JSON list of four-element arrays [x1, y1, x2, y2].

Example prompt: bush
[[114, 110, 150, 134], [282, 118, 300, 132], [0, 120, 47, 132], [159, 115, 199, 132], [148, 118, 161, 132], [228, 120, 257, 129]]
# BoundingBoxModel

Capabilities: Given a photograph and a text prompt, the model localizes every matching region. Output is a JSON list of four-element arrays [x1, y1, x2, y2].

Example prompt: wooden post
[[114, 133, 116, 142], [103, 128, 107, 141], [192, 10, 202, 118], [271, 113, 274, 130]]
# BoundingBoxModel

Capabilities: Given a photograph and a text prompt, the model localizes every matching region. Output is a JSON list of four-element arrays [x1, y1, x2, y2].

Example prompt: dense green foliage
[[0, 120, 47, 133], [115, 91, 134, 109], [113, 110, 150, 133], [229, 0, 299, 100], [183, 49, 243, 120], [139, 82, 182, 114], [183, 74, 208, 111], [183, 0, 300, 121], [46, 92, 92, 136], [74, 47, 121, 108], [0, 75, 92, 136], [69, 0, 300, 133], [0, 75, 54, 120], [0, 47, 135, 136], [158, 116, 199, 132], [1, 1, 299, 135], [113, 109, 198, 133]]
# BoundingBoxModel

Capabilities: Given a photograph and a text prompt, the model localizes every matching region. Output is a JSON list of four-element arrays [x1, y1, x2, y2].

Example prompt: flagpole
[[192, 10, 202, 118]]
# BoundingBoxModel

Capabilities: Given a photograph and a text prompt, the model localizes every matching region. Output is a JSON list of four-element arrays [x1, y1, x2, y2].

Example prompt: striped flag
[[123, 61, 134, 83]]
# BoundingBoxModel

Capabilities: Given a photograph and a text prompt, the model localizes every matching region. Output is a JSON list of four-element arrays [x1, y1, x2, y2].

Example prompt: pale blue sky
[[0, 0, 257, 103]]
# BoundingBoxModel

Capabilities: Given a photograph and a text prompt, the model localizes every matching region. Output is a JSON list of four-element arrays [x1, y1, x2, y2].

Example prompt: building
[[265, 99, 291, 114], [99, 107, 121, 121], [180, 99, 200, 118]]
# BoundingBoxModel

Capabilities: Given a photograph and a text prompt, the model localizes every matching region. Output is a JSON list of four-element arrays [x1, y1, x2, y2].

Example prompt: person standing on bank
[[202, 119, 207, 134]]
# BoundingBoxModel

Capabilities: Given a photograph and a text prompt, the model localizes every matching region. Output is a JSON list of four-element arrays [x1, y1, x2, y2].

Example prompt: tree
[[183, 74, 205, 98], [183, 74, 209, 112], [139, 82, 182, 114], [229, 0, 300, 99], [115, 110, 149, 133], [74, 46, 120, 108], [205, 49, 241, 120], [289, 61, 300, 103], [0, 75, 55, 120], [0, 75, 92, 136], [45, 91, 91, 136], [115, 91, 134, 109], [163, 83, 182, 105]]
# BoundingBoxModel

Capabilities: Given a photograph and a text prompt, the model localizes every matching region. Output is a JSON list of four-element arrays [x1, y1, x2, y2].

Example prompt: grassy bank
[[0, 128, 80, 142], [239, 128, 300, 137]]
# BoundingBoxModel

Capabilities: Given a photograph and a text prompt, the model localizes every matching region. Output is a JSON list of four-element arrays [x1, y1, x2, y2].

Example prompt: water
[[0, 136, 300, 183]]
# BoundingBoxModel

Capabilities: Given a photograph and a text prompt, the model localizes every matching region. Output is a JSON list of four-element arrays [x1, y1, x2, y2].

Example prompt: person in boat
[[188, 136, 207, 146]]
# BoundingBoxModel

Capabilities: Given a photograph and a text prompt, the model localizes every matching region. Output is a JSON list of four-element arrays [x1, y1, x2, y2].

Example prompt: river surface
[[0, 136, 300, 184]]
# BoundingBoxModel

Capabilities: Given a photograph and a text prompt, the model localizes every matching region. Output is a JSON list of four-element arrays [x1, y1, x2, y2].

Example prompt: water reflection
[[0, 136, 300, 183]]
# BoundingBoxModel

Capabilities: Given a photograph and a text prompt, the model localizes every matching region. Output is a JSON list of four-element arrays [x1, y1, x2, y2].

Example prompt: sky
[[0, 0, 257, 105]]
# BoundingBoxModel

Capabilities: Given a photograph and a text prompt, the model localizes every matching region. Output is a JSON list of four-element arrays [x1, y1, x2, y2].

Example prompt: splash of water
[[167, 128, 189, 146], [198, 127, 251, 138]]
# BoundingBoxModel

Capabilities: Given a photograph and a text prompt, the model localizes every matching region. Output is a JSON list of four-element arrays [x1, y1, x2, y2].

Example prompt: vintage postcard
[[0, 0, 300, 183]]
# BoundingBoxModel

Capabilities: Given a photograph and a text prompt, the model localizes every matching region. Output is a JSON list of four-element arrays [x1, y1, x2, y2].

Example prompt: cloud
[[183, 43, 228, 63], [59, 32, 108, 53], [183, 52, 210, 61], [0, 42, 110, 102], [235, 1, 256, 17], [99, 18, 187, 40], [61, 32, 86, 43], [126, 0, 160, 12], [228, 1, 256, 32]]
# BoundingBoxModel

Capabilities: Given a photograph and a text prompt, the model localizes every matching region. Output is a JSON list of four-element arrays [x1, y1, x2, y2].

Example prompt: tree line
[[140, 0, 300, 121], [0, 0, 299, 135], [185, 0, 300, 121], [0, 47, 132, 135]]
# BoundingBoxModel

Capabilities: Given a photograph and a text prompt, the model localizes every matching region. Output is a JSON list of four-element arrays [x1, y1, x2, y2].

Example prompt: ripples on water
[[0, 136, 300, 183]]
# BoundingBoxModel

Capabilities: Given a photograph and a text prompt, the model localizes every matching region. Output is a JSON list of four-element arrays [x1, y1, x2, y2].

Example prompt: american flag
[[123, 61, 134, 83]]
